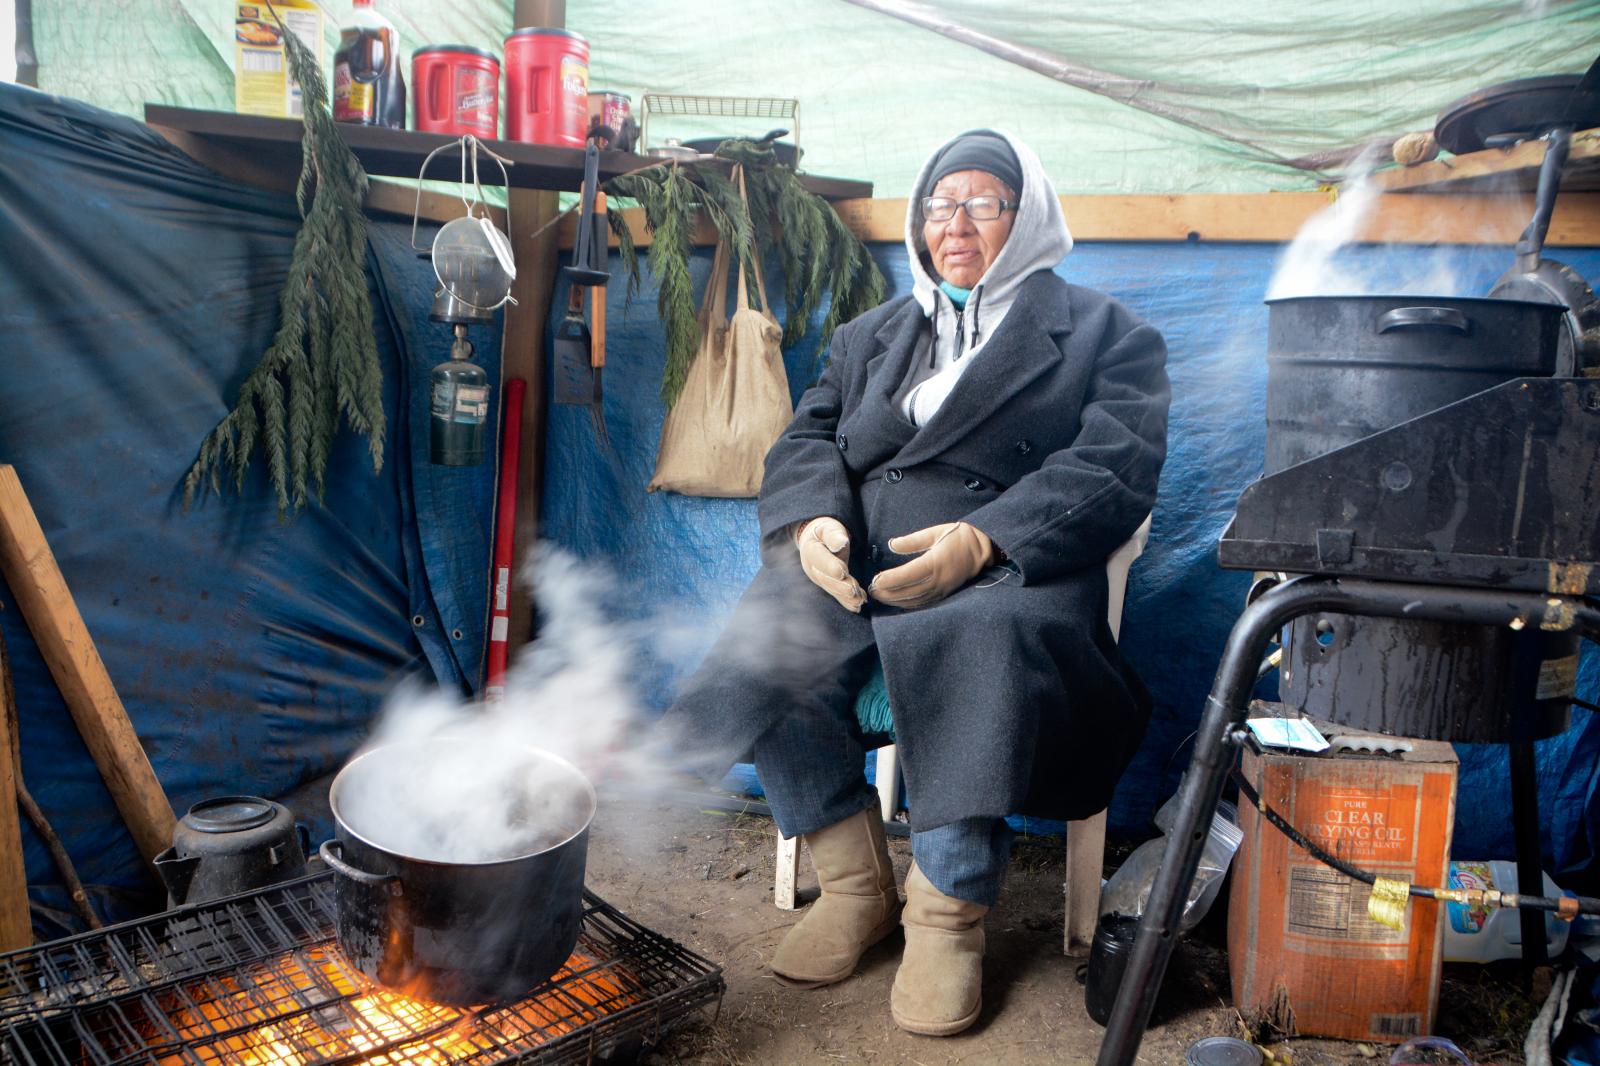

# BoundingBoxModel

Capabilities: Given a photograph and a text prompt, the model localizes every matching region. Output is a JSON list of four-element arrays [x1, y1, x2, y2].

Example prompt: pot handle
[[1376, 306, 1470, 335], [320, 840, 403, 897]]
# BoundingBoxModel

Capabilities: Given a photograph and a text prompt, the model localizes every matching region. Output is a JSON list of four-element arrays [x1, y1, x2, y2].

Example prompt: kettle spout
[[154, 847, 200, 904]]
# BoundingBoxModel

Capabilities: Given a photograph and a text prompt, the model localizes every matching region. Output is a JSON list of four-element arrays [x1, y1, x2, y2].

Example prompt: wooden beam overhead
[[365, 180, 508, 231], [1369, 128, 1600, 195], [564, 192, 1600, 249]]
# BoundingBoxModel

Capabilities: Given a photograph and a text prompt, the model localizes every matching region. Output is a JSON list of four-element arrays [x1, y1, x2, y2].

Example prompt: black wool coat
[[662, 270, 1171, 830]]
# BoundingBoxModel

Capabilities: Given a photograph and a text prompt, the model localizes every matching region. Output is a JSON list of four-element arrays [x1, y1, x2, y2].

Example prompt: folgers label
[[413, 45, 501, 139], [505, 28, 589, 147]]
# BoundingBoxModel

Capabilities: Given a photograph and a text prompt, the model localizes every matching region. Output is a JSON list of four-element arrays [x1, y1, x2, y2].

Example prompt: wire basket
[[638, 93, 800, 157]]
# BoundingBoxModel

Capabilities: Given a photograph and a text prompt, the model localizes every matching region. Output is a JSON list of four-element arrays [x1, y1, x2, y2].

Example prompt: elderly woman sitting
[[660, 129, 1170, 1035]]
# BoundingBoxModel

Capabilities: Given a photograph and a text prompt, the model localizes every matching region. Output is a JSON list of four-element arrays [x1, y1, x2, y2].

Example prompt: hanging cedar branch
[[183, 5, 384, 515], [603, 140, 885, 409]]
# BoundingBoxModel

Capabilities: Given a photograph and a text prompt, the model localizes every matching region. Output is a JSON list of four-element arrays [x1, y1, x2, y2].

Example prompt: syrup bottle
[[332, 0, 406, 129]]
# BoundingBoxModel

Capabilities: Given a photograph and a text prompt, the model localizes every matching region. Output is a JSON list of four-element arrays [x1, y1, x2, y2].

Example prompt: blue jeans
[[753, 700, 1014, 907]]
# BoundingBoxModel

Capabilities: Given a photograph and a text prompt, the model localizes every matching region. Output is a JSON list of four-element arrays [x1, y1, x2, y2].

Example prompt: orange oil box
[[1228, 713, 1458, 1043]]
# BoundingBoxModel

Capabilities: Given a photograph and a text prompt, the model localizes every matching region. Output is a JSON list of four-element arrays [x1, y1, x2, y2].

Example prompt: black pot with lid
[[154, 795, 310, 906]]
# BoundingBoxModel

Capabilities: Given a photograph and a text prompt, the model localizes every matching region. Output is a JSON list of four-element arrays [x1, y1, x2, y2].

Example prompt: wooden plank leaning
[[0, 615, 31, 950], [0, 465, 175, 873]]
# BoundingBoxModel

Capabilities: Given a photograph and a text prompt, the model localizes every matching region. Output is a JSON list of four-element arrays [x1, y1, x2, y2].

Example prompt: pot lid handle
[[1376, 306, 1471, 336]]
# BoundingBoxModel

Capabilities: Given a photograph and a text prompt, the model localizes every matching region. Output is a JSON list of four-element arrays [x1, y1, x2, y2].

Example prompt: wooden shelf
[[142, 105, 872, 200], [1370, 126, 1600, 194]]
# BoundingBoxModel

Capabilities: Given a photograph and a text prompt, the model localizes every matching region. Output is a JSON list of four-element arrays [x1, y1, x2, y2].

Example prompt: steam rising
[[338, 543, 839, 863], [1266, 157, 1527, 301], [334, 738, 594, 863], [1266, 170, 1382, 299]]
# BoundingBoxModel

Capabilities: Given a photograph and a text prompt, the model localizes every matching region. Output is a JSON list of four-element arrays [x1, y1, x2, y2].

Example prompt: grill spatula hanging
[[552, 285, 593, 406], [552, 135, 611, 444]]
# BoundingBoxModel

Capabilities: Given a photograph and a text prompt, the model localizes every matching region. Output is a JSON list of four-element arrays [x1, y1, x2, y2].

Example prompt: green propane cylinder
[[430, 327, 490, 465]]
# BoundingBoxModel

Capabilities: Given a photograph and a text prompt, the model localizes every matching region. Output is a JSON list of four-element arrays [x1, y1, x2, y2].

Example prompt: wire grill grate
[[0, 874, 722, 1066]]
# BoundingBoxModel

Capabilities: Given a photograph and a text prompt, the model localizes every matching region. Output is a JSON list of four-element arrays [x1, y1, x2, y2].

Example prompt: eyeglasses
[[920, 195, 1017, 222]]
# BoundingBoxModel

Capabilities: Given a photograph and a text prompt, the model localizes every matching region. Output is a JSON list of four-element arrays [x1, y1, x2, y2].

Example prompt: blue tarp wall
[[541, 237, 1600, 877], [0, 84, 497, 930], [5, 78, 1600, 935]]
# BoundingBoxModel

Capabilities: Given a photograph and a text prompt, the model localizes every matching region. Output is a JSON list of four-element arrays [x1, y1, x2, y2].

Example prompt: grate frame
[[636, 92, 800, 157], [0, 873, 722, 1066]]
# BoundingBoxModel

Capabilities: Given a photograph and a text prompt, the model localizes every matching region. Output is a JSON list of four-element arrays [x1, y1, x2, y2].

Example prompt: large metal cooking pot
[[320, 737, 596, 1006], [1265, 293, 1575, 742], [1264, 294, 1566, 474]]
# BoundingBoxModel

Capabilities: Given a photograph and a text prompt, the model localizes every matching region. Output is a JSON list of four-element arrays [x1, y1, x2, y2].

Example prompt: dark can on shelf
[[587, 90, 631, 148], [412, 45, 500, 139]]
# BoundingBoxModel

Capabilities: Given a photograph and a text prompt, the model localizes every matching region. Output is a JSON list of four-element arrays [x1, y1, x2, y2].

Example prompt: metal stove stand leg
[[1095, 577, 1600, 1066], [1510, 741, 1549, 969]]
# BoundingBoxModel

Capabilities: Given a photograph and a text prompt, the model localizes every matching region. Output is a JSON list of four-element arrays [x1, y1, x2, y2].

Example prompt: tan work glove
[[795, 517, 867, 613], [868, 522, 996, 609]]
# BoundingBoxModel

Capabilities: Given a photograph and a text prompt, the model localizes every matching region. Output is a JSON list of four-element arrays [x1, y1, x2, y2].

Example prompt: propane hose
[[1230, 769, 1600, 919]]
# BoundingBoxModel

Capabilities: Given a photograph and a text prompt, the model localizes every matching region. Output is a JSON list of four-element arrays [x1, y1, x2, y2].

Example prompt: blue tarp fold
[[0, 84, 496, 928]]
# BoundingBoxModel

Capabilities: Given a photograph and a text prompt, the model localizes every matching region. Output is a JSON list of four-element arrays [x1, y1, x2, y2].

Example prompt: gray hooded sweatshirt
[[896, 129, 1076, 426]]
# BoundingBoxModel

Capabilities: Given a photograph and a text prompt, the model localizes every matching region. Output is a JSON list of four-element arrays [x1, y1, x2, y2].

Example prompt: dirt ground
[[582, 786, 1541, 1066]]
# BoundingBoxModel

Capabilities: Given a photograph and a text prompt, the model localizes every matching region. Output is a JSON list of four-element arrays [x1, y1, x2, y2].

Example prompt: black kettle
[[154, 796, 310, 906]]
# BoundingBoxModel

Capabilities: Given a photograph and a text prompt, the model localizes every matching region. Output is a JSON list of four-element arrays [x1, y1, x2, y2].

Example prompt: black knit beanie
[[926, 130, 1023, 198]]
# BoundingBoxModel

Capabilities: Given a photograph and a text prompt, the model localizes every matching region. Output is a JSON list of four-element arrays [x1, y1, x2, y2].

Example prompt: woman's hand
[[795, 517, 867, 613], [868, 522, 996, 609]]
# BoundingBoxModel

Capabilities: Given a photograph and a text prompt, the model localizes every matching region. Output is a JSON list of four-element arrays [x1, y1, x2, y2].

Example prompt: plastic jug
[[1442, 859, 1571, 962], [332, 0, 406, 129]]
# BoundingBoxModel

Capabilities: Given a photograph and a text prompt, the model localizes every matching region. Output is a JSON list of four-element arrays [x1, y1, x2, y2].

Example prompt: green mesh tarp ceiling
[[27, 0, 1600, 196]]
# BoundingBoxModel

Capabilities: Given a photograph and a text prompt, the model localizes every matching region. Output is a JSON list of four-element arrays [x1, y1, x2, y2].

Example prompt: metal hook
[[409, 135, 517, 253]]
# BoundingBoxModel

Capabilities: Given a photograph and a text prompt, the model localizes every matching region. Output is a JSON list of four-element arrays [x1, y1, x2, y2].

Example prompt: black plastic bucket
[[1084, 914, 1140, 1027]]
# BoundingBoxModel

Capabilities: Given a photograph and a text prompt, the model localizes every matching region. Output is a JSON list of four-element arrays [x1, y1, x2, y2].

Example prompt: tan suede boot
[[891, 861, 987, 1035], [771, 806, 901, 987]]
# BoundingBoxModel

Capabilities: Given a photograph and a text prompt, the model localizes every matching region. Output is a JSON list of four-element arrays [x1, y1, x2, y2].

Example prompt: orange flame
[[155, 944, 640, 1064]]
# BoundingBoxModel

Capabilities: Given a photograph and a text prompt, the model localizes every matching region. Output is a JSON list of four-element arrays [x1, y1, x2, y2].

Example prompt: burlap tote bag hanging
[[647, 168, 793, 497]]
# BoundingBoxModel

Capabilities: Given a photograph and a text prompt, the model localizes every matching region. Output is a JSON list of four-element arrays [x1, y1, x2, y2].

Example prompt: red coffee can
[[504, 28, 589, 147], [412, 45, 501, 138]]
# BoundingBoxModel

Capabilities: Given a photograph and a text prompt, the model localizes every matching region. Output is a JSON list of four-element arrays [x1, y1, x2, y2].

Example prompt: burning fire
[[156, 943, 640, 1064]]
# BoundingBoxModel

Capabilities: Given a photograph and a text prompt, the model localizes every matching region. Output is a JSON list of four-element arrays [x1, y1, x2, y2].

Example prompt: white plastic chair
[[774, 515, 1153, 957]]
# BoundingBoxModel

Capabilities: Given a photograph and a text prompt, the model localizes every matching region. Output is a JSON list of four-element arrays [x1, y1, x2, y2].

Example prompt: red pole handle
[[485, 377, 526, 699]]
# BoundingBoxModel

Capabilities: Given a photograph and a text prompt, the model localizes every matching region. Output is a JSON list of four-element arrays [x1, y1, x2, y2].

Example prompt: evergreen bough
[[604, 140, 885, 409], [184, 8, 384, 515]]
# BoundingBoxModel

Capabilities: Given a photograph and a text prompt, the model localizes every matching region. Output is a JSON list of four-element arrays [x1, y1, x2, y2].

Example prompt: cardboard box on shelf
[[234, 2, 323, 118], [1228, 708, 1458, 1043]]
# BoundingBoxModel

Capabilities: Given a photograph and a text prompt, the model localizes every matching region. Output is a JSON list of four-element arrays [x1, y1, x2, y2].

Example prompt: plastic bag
[[1099, 792, 1243, 933]]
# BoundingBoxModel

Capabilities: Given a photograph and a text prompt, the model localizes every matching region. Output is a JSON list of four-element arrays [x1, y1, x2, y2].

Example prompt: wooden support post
[[498, 0, 566, 654], [0, 632, 32, 950], [0, 466, 175, 871]]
